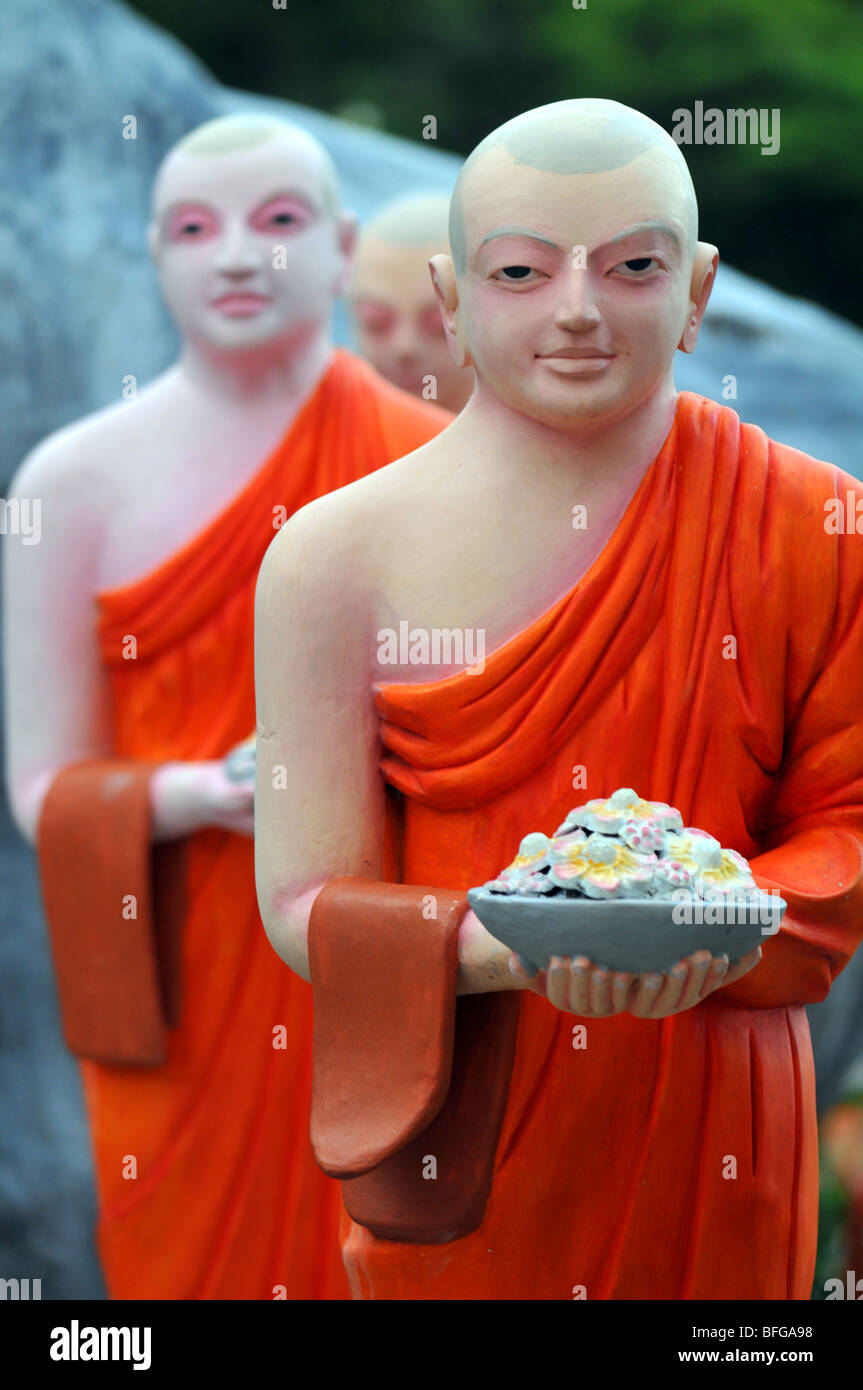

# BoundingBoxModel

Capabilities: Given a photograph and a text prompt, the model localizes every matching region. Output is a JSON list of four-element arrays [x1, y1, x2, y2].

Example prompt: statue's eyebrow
[[607, 221, 682, 249], [480, 226, 561, 249]]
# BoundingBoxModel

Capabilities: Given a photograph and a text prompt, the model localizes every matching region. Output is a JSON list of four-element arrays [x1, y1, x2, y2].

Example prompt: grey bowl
[[467, 887, 785, 975]]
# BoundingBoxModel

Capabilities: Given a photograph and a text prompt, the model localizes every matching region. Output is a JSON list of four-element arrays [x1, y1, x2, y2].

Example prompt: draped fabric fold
[[37, 758, 180, 1066], [308, 877, 520, 1244], [53, 350, 449, 1300], [341, 391, 863, 1300]]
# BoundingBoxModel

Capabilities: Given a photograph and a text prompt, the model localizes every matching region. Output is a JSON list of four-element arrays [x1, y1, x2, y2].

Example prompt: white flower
[[482, 791, 756, 908], [484, 831, 551, 892], [660, 832, 755, 898], [548, 832, 657, 900], [555, 787, 683, 837]]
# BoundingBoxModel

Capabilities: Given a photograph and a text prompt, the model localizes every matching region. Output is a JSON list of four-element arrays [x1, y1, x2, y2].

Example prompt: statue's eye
[[614, 256, 659, 278], [491, 264, 547, 286], [166, 205, 219, 243], [251, 198, 312, 234]]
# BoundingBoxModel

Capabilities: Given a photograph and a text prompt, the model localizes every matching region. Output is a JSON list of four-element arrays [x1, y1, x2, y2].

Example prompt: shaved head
[[361, 192, 452, 249], [148, 112, 354, 358], [153, 113, 341, 219], [351, 190, 472, 412], [450, 99, 698, 273], [430, 98, 719, 434]]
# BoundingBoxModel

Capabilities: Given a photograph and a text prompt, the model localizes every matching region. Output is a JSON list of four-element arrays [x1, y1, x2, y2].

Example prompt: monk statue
[[254, 98, 863, 1300], [2, 113, 450, 1300], [351, 192, 474, 413]]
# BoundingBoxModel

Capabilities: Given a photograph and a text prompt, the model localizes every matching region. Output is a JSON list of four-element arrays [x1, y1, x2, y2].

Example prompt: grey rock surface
[[0, 0, 217, 496], [1, 0, 861, 1299], [0, 0, 222, 1301], [683, 262, 863, 474]]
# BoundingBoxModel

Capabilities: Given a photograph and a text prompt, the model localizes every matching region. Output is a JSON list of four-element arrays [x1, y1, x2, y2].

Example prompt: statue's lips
[[210, 294, 272, 317], [536, 351, 616, 373]]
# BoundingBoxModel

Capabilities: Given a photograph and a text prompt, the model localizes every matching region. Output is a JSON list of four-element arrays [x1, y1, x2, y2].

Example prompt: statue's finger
[[628, 972, 664, 1017], [698, 953, 729, 1000], [567, 956, 591, 1014], [546, 955, 571, 1011], [588, 965, 613, 1016], [651, 962, 689, 1016], [611, 972, 634, 1013]]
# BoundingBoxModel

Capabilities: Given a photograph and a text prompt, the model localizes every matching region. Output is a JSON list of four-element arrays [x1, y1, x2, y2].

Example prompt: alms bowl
[[466, 888, 785, 976]]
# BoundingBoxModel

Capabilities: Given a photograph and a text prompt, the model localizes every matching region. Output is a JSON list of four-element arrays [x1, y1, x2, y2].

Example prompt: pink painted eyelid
[[250, 195, 314, 231], [355, 305, 398, 330], [165, 205, 220, 242], [164, 195, 314, 242]]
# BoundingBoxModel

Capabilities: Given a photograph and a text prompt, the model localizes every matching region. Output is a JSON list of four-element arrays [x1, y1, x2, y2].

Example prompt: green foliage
[[812, 1156, 851, 1299], [129, 0, 863, 323]]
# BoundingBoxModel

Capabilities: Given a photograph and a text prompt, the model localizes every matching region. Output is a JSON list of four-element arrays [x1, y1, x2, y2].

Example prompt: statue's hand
[[199, 760, 255, 837], [150, 760, 255, 840], [510, 946, 762, 1019], [223, 735, 256, 784]]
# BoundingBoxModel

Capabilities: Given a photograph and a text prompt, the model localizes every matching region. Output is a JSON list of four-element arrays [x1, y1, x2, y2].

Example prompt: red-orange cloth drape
[[341, 390, 863, 1300], [83, 350, 450, 1299]]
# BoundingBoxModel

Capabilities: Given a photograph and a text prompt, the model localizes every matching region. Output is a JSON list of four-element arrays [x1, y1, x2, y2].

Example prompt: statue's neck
[[458, 376, 679, 501], [176, 322, 334, 410]]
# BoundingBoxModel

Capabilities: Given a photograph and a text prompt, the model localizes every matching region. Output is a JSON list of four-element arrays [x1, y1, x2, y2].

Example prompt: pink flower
[[653, 858, 696, 893], [619, 817, 666, 854]]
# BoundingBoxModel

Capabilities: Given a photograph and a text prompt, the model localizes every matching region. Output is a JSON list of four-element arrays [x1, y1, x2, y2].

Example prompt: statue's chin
[[509, 389, 633, 434], [522, 369, 676, 435]]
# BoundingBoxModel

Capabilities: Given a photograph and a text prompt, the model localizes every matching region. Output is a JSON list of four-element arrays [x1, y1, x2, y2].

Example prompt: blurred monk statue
[[254, 98, 863, 1300], [351, 192, 474, 413], [3, 113, 450, 1300]]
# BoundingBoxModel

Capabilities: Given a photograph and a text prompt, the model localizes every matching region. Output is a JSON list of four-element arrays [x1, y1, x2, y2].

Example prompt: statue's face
[[351, 236, 471, 412], [151, 135, 348, 353], [457, 147, 695, 429]]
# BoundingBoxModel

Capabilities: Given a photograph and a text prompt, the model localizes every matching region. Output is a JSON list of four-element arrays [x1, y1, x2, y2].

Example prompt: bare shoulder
[[11, 376, 172, 510], [262, 432, 449, 598]]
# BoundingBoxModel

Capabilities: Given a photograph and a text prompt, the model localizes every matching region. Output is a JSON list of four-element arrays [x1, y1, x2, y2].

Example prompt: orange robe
[[78, 350, 450, 1299], [343, 390, 863, 1300]]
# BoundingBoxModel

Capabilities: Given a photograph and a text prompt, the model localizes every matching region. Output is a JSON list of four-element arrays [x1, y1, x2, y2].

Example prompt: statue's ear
[[678, 242, 719, 354], [430, 253, 472, 369], [334, 209, 360, 296]]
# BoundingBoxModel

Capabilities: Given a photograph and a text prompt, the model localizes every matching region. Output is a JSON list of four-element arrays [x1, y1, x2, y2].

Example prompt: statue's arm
[[2, 437, 110, 844], [719, 539, 863, 1009], [253, 499, 524, 994], [251, 500, 759, 1015], [3, 431, 256, 846], [253, 500, 387, 980]]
